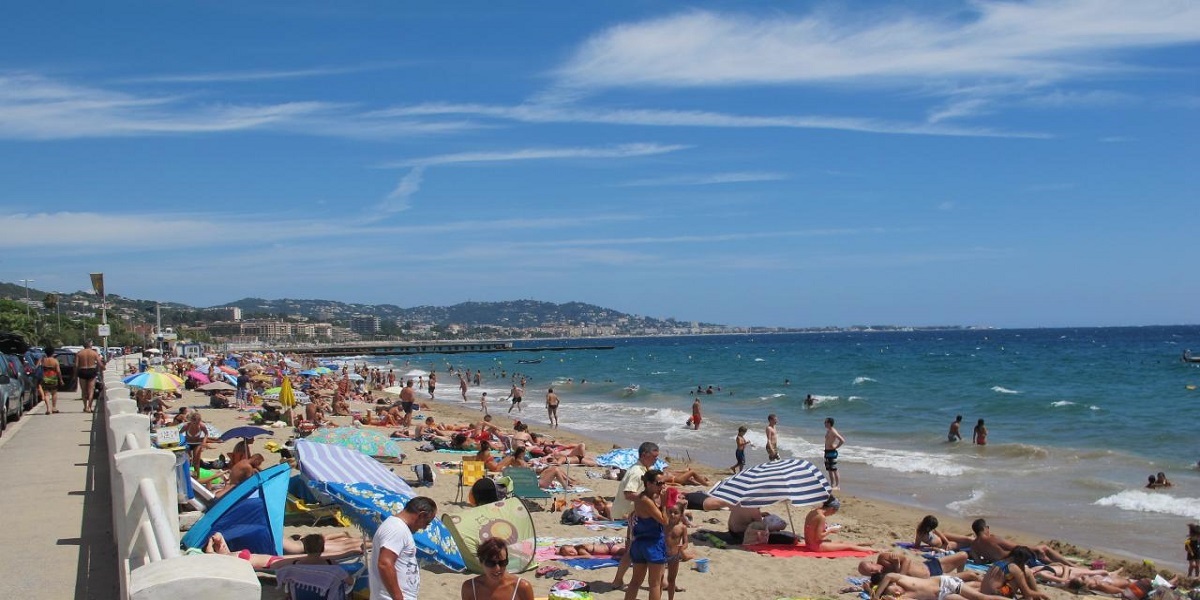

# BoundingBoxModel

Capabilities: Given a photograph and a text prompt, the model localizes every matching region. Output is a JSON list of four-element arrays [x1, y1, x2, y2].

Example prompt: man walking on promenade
[[370, 496, 438, 600], [610, 442, 660, 590], [76, 340, 102, 413], [765, 414, 780, 461], [824, 417, 845, 490]]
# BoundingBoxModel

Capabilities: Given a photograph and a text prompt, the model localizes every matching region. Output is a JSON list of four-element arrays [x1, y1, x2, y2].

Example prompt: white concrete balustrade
[[103, 364, 259, 599]]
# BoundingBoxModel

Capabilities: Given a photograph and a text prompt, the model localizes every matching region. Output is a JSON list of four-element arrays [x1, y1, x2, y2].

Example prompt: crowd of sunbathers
[[856, 515, 1179, 600]]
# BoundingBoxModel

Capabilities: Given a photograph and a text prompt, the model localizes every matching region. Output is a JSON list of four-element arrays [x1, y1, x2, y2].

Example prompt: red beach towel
[[743, 544, 873, 558]]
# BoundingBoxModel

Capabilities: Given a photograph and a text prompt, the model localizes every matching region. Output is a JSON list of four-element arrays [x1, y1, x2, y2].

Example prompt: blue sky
[[1, 1, 1197, 328]]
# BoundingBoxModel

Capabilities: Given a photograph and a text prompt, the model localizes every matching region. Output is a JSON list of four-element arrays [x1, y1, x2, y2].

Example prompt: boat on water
[[1184, 350, 1200, 364], [516, 359, 543, 365]]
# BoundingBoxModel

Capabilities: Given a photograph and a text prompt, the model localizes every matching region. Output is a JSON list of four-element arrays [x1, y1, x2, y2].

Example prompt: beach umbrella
[[279, 376, 296, 409], [198, 381, 236, 392], [595, 448, 669, 471], [122, 371, 184, 391], [242, 363, 264, 373], [220, 426, 274, 441], [299, 369, 323, 377], [346, 373, 364, 382], [282, 358, 302, 369], [216, 365, 239, 375], [707, 458, 831, 508], [184, 370, 211, 384], [250, 373, 274, 383], [306, 427, 406, 460], [293, 440, 463, 571]]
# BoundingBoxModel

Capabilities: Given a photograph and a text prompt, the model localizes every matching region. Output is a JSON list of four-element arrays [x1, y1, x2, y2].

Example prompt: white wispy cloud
[[0, 72, 478, 140], [618, 172, 788, 187], [114, 62, 406, 84], [376, 102, 1048, 138], [372, 143, 690, 215], [384, 142, 690, 169], [553, 2, 1200, 90]]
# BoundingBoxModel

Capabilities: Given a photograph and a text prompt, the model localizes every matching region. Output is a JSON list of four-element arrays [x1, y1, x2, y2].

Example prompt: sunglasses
[[483, 558, 509, 568]]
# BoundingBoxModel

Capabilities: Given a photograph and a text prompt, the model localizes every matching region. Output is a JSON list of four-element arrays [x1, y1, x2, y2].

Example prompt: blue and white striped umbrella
[[708, 458, 832, 508]]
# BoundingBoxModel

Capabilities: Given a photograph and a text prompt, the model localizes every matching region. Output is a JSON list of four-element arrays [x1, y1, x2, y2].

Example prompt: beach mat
[[558, 557, 621, 570], [743, 544, 873, 558]]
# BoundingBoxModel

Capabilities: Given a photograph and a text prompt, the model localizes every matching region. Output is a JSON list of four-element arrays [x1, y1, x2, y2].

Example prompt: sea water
[[350, 326, 1200, 569]]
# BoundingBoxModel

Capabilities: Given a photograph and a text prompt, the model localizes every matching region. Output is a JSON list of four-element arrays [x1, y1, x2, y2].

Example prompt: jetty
[[256, 340, 615, 357]]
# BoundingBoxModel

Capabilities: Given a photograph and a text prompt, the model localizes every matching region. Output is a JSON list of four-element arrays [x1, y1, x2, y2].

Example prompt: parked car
[[0, 332, 33, 428], [53, 348, 80, 393]]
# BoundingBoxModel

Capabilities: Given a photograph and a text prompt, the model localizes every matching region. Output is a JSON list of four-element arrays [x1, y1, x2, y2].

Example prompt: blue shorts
[[630, 537, 667, 564], [824, 449, 839, 471]]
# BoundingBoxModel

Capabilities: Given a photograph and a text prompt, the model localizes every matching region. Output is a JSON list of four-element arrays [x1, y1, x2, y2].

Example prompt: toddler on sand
[[665, 503, 694, 600]]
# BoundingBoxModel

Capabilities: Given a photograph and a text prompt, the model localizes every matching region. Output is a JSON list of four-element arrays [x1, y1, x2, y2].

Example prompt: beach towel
[[584, 521, 626, 531], [743, 544, 873, 558], [543, 486, 593, 494], [558, 558, 621, 570]]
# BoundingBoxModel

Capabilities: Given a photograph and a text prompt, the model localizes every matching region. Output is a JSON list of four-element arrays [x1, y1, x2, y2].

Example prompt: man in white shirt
[[369, 496, 438, 600], [609, 442, 659, 589]]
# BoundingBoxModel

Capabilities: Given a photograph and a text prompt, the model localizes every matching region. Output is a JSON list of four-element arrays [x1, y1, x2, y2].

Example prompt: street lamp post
[[18, 278, 34, 317]]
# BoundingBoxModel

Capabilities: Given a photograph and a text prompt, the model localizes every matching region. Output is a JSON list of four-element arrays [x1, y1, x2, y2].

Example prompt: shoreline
[[181, 380, 1185, 600]]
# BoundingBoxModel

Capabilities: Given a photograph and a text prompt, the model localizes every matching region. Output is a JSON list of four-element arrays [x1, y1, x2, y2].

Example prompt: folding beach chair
[[455, 459, 486, 504], [502, 466, 553, 510], [286, 494, 352, 527], [275, 564, 357, 600]]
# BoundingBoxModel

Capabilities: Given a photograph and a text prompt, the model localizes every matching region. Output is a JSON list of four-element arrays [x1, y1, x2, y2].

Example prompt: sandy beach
[[176, 380, 1173, 600]]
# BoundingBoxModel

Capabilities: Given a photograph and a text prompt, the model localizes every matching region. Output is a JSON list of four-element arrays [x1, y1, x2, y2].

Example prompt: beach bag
[[41, 364, 60, 387], [411, 464, 435, 487], [560, 507, 587, 525]]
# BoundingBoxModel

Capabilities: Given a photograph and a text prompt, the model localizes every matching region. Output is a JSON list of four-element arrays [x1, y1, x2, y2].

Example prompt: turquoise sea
[[349, 326, 1200, 569]]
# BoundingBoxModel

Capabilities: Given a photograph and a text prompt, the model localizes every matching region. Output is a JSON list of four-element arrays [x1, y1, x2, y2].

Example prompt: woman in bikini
[[980, 546, 1048, 600], [915, 515, 974, 550], [1031, 564, 1124, 586], [39, 347, 62, 414], [460, 538, 534, 600]]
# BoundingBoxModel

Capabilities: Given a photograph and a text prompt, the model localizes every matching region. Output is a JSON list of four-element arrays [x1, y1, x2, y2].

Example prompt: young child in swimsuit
[[665, 503, 694, 600], [1187, 522, 1200, 578]]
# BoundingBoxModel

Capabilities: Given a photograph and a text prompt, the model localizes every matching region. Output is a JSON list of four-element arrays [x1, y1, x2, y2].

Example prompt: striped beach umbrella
[[708, 458, 831, 508], [122, 371, 184, 391]]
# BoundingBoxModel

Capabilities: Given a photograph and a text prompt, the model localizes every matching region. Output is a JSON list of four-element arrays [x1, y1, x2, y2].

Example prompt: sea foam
[[947, 489, 985, 514], [1094, 490, 1200, 520], [853, 376, 876, 385], [991, 386, 1021, 394]]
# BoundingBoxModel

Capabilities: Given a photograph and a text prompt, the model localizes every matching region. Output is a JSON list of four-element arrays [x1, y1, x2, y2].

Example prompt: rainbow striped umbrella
[[123, 371, 185, 391]]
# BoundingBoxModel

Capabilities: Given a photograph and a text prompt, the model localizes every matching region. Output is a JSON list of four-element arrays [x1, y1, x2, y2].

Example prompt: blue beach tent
[[181, 463, 290, 555]]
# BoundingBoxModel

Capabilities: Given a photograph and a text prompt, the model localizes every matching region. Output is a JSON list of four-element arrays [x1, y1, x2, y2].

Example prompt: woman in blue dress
[[624, 469, 668, 600]]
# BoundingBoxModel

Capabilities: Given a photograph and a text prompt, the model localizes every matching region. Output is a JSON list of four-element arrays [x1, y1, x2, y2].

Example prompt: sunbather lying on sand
[[968, 519, 1072, 566], [1067, 574, 1176, 599], [202, 532, 361, 569], [1030, 564, 1124, 586], [663, 468, 710, 487], [869, 573, 1011, 600], [557, 541, 626, 557], [859, 551, 978, 581], [282, 531, 368, 555]]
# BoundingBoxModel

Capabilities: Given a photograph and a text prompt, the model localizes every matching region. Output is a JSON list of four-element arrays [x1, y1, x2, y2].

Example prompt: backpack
[[411, 464, 436, 487]]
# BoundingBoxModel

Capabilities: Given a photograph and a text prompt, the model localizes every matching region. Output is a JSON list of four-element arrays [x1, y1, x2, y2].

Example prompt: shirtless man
[[459, 374, 468, 401], [507, 383, 524, 414], [859, 551, 978, 581], [803, 497, 872, 552], [690, 397, 702, 430], [399, 380, 417, 428], [968, 519, 1072, 566], [546, 388, 560, 428], [869, 572, 1011, 600], [765, 414, 780, 461], [948, 416, 964, 443], [824, 417, 845, 489], [427, 371, 437, 399], [76, 341, 102, 413], [217, 453, 264, 497]]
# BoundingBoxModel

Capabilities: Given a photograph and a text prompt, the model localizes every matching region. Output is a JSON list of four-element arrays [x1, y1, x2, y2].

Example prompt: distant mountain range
[[0, 281, 697, 329]]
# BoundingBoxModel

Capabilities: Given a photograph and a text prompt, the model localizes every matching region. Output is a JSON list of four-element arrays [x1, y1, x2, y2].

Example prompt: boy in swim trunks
[[665, 503, 692, 600], [824, 417, 845, 489]]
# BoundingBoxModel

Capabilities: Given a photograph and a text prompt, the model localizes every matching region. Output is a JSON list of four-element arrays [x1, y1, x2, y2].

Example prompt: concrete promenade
[[0, 388, 119, 599]]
